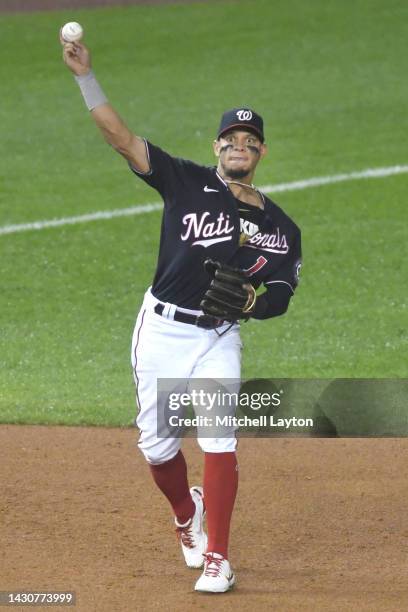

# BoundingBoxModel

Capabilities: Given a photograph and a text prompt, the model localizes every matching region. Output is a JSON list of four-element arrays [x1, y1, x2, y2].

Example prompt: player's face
[[213, 130, 267, 180]]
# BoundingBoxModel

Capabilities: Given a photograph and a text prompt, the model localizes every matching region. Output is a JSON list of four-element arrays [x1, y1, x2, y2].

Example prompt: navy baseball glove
[[200, 259, 257, 321]]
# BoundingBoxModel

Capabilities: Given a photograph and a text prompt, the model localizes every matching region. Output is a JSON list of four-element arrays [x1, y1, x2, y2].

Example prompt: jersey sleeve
[[128, 139, 184, 200], [252, 283, 293, 320], [264, 228, 302, 294], [251, 229, 302, 320]]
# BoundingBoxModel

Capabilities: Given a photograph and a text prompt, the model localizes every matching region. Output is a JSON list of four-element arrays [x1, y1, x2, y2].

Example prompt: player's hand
[[60, 30, 91, 76]]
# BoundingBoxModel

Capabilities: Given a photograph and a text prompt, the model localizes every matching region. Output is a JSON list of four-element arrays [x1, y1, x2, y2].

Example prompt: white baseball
[[61, 22, 84, 43]]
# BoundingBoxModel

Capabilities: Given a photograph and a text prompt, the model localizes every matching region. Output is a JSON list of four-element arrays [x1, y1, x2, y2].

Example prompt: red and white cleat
[[175, 486, 207, 569], [195, 552, 236, 593]]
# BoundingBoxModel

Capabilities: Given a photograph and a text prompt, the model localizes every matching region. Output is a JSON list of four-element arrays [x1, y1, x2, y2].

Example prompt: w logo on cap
[[236, 109, 253, 121]]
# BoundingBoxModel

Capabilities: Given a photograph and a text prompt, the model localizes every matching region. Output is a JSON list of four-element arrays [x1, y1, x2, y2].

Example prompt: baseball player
[[61, 36, 301, 594]]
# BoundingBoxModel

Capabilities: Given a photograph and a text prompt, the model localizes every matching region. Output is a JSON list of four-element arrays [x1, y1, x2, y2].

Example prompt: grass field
[[0, 0, 407, 426]]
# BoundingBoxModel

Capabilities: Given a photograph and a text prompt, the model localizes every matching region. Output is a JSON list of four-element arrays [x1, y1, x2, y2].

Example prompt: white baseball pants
[[131, 288, 242, 464]]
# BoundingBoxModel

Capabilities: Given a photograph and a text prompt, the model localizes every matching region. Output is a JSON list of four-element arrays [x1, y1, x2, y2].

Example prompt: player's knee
[[197, 436, 237, 453], [138, 443, 180, 465]]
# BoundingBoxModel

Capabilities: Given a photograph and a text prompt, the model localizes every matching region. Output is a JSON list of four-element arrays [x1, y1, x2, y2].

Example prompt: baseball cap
[[217, 108, 264, 142]]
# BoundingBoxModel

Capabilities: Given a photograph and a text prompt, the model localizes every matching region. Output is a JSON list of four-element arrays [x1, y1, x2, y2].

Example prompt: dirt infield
[[0, 0, 213, 13], [1, 426, 407, 611]]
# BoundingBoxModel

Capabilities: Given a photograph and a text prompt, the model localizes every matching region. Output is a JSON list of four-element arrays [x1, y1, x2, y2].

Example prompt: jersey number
[[244, 256, 268, 276]]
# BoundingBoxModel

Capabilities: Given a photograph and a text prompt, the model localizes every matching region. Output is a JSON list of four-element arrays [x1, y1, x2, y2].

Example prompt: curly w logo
[[236, 110, 253, 121]]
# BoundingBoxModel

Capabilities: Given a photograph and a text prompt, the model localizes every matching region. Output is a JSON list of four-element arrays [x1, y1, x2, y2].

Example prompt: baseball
[[61, 22, 84, 43]]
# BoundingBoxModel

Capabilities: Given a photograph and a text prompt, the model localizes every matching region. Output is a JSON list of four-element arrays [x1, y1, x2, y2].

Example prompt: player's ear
[[259, 143, 267, 159], [213, 139, 221, 158]]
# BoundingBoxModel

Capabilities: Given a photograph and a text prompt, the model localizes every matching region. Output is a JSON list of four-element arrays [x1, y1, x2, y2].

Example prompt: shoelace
[[175, 521, 194, 549], [203, 553, 223, 577]]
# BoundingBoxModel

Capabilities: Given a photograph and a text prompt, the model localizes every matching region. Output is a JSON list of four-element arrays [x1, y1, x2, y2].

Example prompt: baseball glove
[[200, 259, 257, 321]]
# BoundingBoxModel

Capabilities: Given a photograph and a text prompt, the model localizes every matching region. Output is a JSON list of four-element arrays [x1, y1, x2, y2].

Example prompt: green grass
[[0, 0, 407, 426]]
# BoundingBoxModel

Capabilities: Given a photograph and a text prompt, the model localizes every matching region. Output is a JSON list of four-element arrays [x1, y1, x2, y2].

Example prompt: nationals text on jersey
[[245, 227, 289, 254]]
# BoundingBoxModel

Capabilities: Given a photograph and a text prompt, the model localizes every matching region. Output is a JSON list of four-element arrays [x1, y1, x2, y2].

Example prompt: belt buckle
[[196, 315, 223, 330]]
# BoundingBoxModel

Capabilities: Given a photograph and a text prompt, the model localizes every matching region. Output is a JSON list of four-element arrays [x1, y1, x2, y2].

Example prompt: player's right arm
[[61, 38, 149, 173]]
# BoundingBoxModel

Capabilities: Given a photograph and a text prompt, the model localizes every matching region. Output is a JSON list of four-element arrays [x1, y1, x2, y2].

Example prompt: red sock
[[203, 451, 238, 559], [149, 450, 195, 524]]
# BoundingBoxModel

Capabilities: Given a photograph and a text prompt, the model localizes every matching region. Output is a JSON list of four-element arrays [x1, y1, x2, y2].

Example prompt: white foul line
[[0, 202, 163, 237], [259, 164, 408, 193], [1, 164, 407, 237]]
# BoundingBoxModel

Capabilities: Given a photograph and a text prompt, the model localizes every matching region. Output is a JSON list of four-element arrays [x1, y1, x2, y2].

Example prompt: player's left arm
[[200, 231, 302, 322], [250, 282, 294, 320], [251, 229, 302, 320]]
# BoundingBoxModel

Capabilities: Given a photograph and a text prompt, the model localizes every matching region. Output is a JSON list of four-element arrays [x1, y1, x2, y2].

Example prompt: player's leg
[[190, 326, 241, 591], [131, 291, 209, 566], [131, 301, 183, 461]]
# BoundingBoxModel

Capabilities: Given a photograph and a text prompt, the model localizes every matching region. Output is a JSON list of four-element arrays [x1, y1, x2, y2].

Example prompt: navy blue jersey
[[130, 140, 301, 312]]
